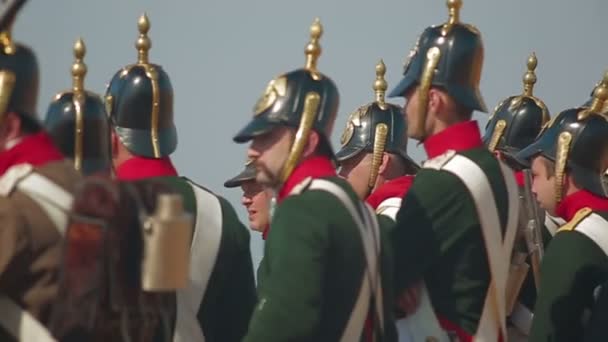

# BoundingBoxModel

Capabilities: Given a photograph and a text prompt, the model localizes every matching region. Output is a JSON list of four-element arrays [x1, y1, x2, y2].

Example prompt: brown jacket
[[0, 160, 80, 338]]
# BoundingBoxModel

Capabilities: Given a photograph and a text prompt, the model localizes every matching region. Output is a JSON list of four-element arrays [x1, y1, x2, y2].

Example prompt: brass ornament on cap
[[72, 38, 87, 172], [369, 123, 388, 189], [279, 91, 320, 183], [253, 76, 287, 116], [504, 53, 549, 136], [340, 120, 355, 147], [340, 103, 371, 148], [441, 0, 462, 36], [277, 19, 327, 184], [374, 59, 388, 110], [0, 70, 16, 121], [132, 13, 162, 158], [413, 47, 442, 140], [304, 18, 323, 80], [488, 119, 507, 152], [555, 131, 572, 204], [580, 71, 608, 120], [136, 13, 151, 65], [0, 18, 16, 55], [522, 53, 537, 97], [368, 60, 390, 191]]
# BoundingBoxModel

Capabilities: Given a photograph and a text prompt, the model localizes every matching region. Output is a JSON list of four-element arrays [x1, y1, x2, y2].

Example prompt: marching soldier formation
[[1, 0, 608, 341]]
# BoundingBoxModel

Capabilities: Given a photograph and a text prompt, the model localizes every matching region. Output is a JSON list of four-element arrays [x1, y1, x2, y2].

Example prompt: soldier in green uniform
[[233, 19, 396, 341], [387, 0, 520, 340], [104, 14, 256, 342], [44, 38, 111, 176], [224, 159, 273, 237], [336, 60, 418, 215], [483, 53, 553, 339], [515, 74, 608, 342], [336, 61, 419, 342], [584, 279, 608, 341], [0, 4, 83, 340]]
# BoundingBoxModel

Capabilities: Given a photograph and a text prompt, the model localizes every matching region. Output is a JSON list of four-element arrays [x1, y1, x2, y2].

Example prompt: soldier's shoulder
[[414, 154, 468, 192], [422, 149, 458, 170], [550, 208, 608, 263], [284, 176, 357, 210], [557, 207, 593, 233]]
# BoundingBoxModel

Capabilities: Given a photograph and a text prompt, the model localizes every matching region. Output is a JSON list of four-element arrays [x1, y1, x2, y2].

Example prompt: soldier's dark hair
[[454, 101, 474, 121], [314, 134, 334, 159], [16, 111, 42, 134], [433, 86, 474, 121]]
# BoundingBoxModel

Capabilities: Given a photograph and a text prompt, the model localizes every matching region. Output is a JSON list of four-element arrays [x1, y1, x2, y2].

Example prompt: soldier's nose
[[247, 147, 260, 160]]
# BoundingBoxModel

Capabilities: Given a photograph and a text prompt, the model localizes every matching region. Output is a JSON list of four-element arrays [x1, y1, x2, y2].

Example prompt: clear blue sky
[[15, 0, 608, 266]]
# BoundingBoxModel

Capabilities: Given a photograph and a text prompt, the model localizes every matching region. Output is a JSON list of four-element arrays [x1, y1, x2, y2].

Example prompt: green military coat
[[392, 147, 512, 335], [244, 177, 397, 342], [529, 208, 608, 341], [157, 176, 257, 342]]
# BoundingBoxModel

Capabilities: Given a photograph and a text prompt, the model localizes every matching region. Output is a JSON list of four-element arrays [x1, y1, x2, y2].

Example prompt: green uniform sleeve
[[391, 169, 462, 292], [584, 279, 608, 342], [529, 231, 608, 342], [199, 197, 256, 342], [244, 194, 329, 342]]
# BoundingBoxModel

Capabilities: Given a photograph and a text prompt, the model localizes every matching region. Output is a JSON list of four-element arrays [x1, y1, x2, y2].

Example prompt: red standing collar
[[556, 190, 608, 222], [366, 175, 415, 209], [115, 156, 178, 181], [0, 132, 64, 175], [277, 155, 336, 202], [263, 156, 336, 240], [424, 120, 483, 159]]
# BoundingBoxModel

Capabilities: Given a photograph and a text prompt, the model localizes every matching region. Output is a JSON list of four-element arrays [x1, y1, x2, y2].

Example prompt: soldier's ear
[[378, 152, 391, 176], [3, 112, 22, 141], [302, 130, 320, 159], [427, 88, 443, 117]]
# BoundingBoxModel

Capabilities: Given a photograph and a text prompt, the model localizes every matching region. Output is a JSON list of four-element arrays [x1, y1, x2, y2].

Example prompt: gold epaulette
[[557, 207, 593, 233]]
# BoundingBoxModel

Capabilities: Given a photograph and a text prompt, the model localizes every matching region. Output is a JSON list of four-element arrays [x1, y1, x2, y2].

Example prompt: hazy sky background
[[15, 0, 608, 267]]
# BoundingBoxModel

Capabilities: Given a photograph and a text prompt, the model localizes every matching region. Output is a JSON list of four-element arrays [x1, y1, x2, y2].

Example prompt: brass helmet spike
[[522, 52, 537, 97], [374, 59, 388, 108], [304, 18, 323, 73], [136, 13, 152, 64], [447, 0, 462, 25], [72, 38, 87, 95], [587, 71, 608, 115], [442, 0, 462, 36], [0, 15, 15, 55]]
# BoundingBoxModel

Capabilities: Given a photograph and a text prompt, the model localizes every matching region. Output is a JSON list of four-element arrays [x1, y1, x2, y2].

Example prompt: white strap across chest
[[17, 172, 73, 236], [0, 295, 57, 341], [426, 152, 519, 341], [544, 214, 565, 237], [376, 197, 402, 220], [173, 182, 223, 342], [0, 165, 72, 341], [294, 179, 384, 341], [574, 213, 608, 257]]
